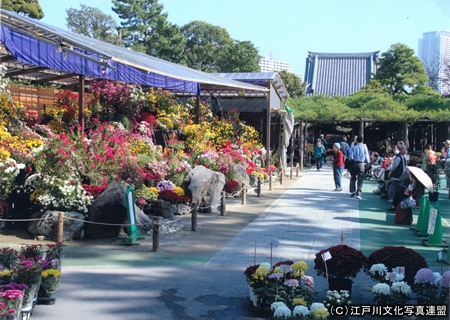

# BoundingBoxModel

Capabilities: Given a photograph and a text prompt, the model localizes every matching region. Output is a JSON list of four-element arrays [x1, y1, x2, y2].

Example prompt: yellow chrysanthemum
[[42, 269, 61, 278], [148, 187, 160, 196], [0, 270, 13, 277], [292, 261, 309, 272], [273, 266, 281, 274], [0, 147, 10, 161], [253, 265, 269, 279], [312, 308, 330, 320], [292, 298, 307, 306], [172, 186, 185, 196]]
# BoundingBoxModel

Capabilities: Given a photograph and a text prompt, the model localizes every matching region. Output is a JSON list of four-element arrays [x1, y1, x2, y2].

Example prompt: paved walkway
[[25, 163, 450, 319]]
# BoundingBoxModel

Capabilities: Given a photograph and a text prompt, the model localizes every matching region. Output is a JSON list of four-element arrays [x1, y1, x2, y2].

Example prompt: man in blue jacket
[[348, 136, 370, 200]]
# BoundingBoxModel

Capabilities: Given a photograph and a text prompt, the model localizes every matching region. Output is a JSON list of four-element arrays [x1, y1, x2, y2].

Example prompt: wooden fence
[[9, 84, 59, 112]]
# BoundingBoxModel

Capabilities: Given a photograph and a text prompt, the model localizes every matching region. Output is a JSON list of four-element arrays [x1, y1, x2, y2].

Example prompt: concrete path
[[28, 163, 449, 319]]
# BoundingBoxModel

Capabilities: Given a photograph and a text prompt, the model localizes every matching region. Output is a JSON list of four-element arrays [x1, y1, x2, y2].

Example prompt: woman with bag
[[394, 171, 425, 225]]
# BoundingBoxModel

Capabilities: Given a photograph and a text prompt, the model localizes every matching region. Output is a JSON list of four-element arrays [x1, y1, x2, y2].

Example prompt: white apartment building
[[418, 30, 450, 95], [259, 52, 291, 73]]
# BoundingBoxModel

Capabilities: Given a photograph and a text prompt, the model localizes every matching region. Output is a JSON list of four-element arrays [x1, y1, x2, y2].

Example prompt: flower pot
[[21, 280, 41, 312], [37, 288, 58, 305], [248, 286, 258, 307], [328, 278, 353, 296]]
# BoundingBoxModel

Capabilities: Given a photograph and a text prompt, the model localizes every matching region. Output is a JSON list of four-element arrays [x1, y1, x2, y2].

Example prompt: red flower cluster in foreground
[[314, 244, 367, 279], [82, 184, 107, 198], [158, 190, 191, 204], [223, 180, 240, 193]]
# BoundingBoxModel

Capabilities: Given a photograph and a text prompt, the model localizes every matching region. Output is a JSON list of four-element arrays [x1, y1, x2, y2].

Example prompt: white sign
[[438, 251, 443, 261], [279, 265, 291, 273], [322, 251, 332, 261], [428, 207, 438, 234]]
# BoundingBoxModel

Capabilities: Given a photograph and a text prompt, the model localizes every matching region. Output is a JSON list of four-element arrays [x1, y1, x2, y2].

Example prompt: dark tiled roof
[[304, 51, 379, 96]]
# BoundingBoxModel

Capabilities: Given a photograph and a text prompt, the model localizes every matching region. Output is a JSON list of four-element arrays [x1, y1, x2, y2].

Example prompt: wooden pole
[[56, 212, 64, 243], [299, 120, 304, 170], [220, 191, 226, 216], [242, 183, 247, 205], [152, 216, 159, 252], [78, 75, 85, 128], [296, 163, 299, 177], [269, 175, 273, 191], [192, 202, 198, 231], [289, 165, 293, 180], [280, 170, 283, 185], [257, 177, 261, 197]]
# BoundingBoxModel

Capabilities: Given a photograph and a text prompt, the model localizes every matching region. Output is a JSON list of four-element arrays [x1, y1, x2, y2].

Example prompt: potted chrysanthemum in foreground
[[314, 245, 366, 294], [0, 284, 26, 320], [413, 268, 440, 305]]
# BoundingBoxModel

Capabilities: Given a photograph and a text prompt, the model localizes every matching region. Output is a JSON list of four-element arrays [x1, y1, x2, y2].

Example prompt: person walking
[[320, 134, 328, 164], [314, 139, 326, 171], [444, 140, 450, 190], [348, 136, 370, 200], [332, 142, 345, 191]]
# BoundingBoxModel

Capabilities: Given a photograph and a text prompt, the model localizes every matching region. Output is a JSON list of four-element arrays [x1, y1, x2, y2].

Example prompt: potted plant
[[314, 245, 367, 294], [365, 246, 428, 286]]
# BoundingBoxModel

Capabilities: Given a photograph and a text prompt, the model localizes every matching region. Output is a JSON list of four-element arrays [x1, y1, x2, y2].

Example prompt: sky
[[38, 0, 450, 76]]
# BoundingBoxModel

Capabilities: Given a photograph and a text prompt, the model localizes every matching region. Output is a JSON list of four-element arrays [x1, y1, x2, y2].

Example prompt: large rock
[[28, 210, 85, 241], [233, 163, 250, 187], [145, 199, 176, 220], [85, 182, 151, 239], [184, 165, 226, 213]]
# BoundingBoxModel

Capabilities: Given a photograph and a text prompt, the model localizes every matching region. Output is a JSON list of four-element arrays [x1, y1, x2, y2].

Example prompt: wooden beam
[[33, 72, 78, 84], [5, 66, 47, 77]]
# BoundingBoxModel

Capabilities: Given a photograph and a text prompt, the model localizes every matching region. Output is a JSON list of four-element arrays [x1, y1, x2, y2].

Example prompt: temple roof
[[304, 51, 379, 96]]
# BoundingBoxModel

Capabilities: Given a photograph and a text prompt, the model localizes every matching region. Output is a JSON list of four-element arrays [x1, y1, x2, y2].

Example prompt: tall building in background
[[259, 52, 291, 73], [418, 30, 450, 95]]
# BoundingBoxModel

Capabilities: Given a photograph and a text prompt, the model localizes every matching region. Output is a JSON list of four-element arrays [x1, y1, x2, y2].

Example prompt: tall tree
[[278, 70, 306, 98], [1, 0, 44, 19], [112, 0, 186, 63], [181, 21, 233, 72], [373, 43, 429, 95], [217, 40, 261, 73], [66, 5, 121, 45]]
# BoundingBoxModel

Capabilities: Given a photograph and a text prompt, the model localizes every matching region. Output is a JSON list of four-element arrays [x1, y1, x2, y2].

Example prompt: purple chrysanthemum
[[414, 268, 436, 284], [440, 271, 450, 288], [284, 279, 299, 287]]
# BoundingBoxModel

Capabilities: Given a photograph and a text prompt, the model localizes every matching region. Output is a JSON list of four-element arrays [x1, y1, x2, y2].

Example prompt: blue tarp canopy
[[0, 9, 268, 96]]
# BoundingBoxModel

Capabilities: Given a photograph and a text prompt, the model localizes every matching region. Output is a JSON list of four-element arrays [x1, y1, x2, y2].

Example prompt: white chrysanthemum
[[293, 305, 310, 317], [434, 272, 442, 284], [372, 283, 390, 295], [395, 273, 405, 282], [271, 301, 287, 311], [260, 262, 271, 270], [370, 263, 388, 276], [273, 305, 292, 318], [310, 302, 327, 313], [391, 281, 411, 295]]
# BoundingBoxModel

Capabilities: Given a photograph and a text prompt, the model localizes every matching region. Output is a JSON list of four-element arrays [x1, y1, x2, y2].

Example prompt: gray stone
[[233, 163, 250, 187], [85, 182, 151, 239], [145, 199, 177, 220], [28, 210, 85, 241], [175, 203, 191, 215], [184, 165, 226, 213]]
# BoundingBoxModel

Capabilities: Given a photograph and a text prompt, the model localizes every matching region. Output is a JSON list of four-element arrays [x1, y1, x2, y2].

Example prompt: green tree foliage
[[66, 5, 121, 45], [373, 43, 429, 95], [112, 0, 186, 63], [278, 70, 306, 98], [1, 0, 44, 19], [216, 40, 260, 73], [181, 21, 260, 73], [181, 21, 233, 72]]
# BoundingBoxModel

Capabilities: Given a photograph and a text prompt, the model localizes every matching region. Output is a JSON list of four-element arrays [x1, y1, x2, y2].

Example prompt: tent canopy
[[0, 9, 268, 97]]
